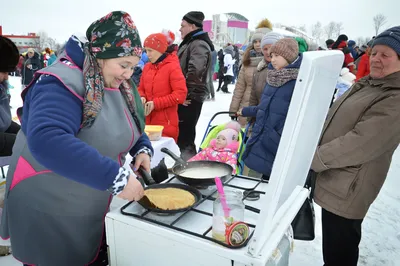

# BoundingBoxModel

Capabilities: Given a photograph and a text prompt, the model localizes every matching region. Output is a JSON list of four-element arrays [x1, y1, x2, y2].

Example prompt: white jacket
[[224, 54, 236, 77]]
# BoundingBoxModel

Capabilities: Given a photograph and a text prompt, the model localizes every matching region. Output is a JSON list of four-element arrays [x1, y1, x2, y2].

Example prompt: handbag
[[291, 170, 316, 241]]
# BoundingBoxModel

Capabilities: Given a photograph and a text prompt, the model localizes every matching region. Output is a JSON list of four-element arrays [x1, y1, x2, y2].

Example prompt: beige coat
[[229, 56, 263, 127], [311, 71, 400, 219]]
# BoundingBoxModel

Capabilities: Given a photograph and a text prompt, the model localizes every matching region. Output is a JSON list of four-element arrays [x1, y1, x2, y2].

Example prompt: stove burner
[[154, 212, 174, 216], [194, 185, 209, 190], [243, 190, 261, 201]]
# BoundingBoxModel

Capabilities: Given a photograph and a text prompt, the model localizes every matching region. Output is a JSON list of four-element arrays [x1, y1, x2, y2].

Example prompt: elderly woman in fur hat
[[0, 11, 153, 265], [229, 19, 272, 127]]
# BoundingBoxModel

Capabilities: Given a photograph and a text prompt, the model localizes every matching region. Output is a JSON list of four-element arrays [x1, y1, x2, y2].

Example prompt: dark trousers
[[0, 121, 21, 156], [177, 100, 203, 161], [221, 75, 233, 93], [322, 208, 363, 266], [217, 74, 224, 90]]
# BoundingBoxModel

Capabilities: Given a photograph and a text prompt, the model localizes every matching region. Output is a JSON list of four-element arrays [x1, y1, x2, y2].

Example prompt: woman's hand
[[131, 153, 151, 176], [183, 99, 191, 106], [237, 108, 243, 116], [144, 101, 154, 116], [141, 97, 146, 105], [117, 174, 144, 201]]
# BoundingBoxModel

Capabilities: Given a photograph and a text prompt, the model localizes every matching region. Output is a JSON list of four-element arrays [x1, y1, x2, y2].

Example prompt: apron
[[1, 51, 140, 266]]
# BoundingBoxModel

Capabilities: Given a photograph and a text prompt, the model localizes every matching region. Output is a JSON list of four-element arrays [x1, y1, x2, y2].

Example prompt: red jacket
[[356, 54, 370, 81], [335, 41, 355, 72], [138, 53, 187, 141]]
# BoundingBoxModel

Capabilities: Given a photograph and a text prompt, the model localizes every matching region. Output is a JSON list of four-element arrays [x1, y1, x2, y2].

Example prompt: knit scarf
[[267, 68, 299, 87]]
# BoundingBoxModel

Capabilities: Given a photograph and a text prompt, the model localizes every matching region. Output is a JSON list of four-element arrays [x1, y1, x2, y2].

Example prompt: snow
[[1, 78, 400, 265]]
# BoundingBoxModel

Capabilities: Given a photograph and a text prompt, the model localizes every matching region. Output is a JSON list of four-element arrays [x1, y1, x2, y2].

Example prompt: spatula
[[137, 167, 157, 208]]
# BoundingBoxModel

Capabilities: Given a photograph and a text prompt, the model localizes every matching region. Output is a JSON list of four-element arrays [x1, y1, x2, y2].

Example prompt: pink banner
[[203, 20, 212, 32], [227, 20, 248, 29]]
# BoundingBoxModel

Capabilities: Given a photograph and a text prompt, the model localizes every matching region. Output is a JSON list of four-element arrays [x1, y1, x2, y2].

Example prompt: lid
[[226, 221, 249, 246]]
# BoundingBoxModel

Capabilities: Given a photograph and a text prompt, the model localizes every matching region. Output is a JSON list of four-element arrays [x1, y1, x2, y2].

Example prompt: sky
[[0, 0, 398, 46]]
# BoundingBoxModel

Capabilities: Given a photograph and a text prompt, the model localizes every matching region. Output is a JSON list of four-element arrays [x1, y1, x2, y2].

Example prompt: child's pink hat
[[217, 128, 239, 146]]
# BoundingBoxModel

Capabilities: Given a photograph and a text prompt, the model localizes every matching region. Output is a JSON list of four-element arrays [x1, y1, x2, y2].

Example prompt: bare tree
[[46, 37, 57, 50], [335, 22, 344, 37], [310, 22, 323, 40], [324, 22, 336, 39], [32, 31, 50, 51], [32, 31, 61, 52], [298, 24, 307, 33], [356, 37, 365, 46], [373, 14, 387, 35]]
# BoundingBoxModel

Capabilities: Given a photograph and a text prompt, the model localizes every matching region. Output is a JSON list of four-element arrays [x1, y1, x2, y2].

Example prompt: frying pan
[[161, 147, 232, 187], [136, 167, 202, 214]]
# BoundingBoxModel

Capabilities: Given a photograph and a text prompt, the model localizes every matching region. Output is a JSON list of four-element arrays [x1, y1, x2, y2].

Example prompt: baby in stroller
[[188, 121, 241, 174]]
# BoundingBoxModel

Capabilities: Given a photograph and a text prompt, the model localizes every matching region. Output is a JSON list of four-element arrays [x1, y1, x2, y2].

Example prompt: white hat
[[340, 68, 356, 84]]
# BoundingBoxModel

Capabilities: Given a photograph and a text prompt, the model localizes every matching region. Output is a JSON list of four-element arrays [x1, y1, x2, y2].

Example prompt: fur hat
[[0, 36, 19, 72], [269, 38, 299, 64], [261, 32, 284, 48], [183, 11, 205, 27], [144, 33, 168, 54], [45, 47, 51, 54], [372, 26, 400, 56], [162, 29, 175, 45], [251, 19, 273, 43]]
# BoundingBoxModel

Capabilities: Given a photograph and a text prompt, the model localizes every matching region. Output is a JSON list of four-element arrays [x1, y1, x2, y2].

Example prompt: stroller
[[198, 112, 250, 174]]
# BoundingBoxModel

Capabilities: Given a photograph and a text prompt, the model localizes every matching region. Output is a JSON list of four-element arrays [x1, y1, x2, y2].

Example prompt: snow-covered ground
[[1, 77, 399, 265]]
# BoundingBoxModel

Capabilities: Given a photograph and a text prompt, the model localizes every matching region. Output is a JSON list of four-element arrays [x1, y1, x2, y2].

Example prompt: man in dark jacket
[[177, 11, 214, 160], [21, 48, 41, 86]]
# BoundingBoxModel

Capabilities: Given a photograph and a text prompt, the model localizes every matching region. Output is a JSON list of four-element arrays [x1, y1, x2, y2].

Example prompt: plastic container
[[212, 189, 246, 244], [144, 125, 164, 141]]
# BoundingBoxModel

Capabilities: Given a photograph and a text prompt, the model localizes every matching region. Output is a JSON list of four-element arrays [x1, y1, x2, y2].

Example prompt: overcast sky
[[0, 0, 397, 45]]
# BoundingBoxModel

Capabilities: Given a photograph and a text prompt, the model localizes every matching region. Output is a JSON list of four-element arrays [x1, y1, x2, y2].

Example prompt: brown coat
[[249, 59, 269, 106], [311, 71, 400, 219], [229, 56, 262, 127], [245, 59, 269, 134]]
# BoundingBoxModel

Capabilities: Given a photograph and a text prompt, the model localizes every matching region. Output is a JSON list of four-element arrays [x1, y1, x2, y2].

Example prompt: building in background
[[203, 13, 249, 49], [0, 25, 40, 53]]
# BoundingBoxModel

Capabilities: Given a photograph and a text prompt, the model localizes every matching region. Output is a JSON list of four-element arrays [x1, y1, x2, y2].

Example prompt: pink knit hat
[[217, 128, 239, 146]]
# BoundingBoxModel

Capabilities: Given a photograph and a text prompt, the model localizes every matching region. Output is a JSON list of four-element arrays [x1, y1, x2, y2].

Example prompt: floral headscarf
[[82, 11, 144, 130]]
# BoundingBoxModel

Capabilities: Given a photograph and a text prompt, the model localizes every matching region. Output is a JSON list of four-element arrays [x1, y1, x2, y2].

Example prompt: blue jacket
[[47, 54, 57, 66], [20, 37, 153, 191], [138, 51, 149, 69], [241, 54, 303, 176], [348, 40, 358, 60]]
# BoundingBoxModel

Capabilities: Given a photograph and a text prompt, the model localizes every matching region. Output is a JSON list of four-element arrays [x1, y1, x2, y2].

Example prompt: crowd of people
[[0, 9, 399, 266]]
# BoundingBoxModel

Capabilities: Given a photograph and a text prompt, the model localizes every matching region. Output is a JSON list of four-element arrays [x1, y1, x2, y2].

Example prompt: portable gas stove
[[120, 174, 268, 248]]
